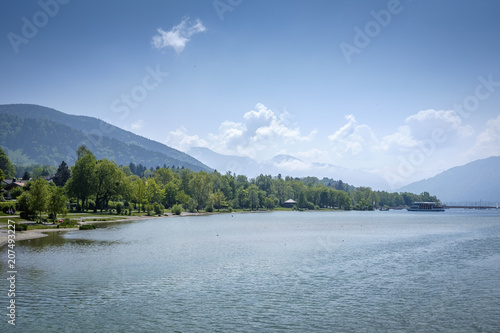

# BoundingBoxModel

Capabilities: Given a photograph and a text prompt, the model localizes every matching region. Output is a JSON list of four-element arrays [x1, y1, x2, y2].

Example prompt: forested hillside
[[0, 104, 210, 171]]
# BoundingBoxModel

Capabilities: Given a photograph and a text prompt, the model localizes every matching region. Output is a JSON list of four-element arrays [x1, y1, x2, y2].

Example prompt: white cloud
[[166, 103, 317, 160], [131, 119, 145, 131], [467, 115, 500, 159], [328, 115, 378, 155], [379, 125, 418, 152], [165, 126, 208, 151], [379, 109, 474, 153], [405, 109, 474, 141], [152, 18, 206, 54]]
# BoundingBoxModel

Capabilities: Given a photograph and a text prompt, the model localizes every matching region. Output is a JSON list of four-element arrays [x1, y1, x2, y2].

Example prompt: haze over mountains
[[187, 147, 388, 189], [398, 156, 500, 204], [0, 104, 210, 172]]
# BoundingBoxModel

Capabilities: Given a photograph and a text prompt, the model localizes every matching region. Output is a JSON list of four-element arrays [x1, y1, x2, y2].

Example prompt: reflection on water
[[19, 231, 120, 249], [2, 210, 500, 332]]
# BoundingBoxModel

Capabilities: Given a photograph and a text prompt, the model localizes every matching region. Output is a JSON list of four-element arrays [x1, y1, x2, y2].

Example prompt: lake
[[2, 210, 500, 332]]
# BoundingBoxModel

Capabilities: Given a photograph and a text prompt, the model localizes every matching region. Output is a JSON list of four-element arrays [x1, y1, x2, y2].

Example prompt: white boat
[[407, 202, 445, 212]]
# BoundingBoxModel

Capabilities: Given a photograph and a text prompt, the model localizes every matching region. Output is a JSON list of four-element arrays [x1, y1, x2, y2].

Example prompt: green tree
[[154, 167, 176, 186], [31, 165, 53, 179], [131, 177, 147, 212], [53, 161, 70, 187], [212, 189, 227, 211], [264, 196, 277, 210], [29, 178, 49, 223], [0, 146, 15, 179], [298, 191, 307, 209], [248, 184, 260, 210], [47, 186, 67, 221], [175, 190, 191, 209], [163, 181, 179, 208], [77, 145, 93, 159], [189, 172, 213, 211], [336, 191, 352, 210], [146, 178, 165, 204], [120, 165, 133, 176], [10, 186, 23, 199], [94, 159, 127, 211], [65, 148, 97, 211], [16, 191, 33, 219]]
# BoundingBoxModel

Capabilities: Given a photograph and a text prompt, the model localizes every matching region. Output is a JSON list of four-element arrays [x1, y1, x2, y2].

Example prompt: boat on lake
[[407, 202, 445, 212]]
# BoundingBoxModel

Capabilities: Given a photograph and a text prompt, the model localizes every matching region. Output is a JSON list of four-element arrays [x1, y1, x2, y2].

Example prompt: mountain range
[[187, 147, 389, 189], [0, 104, 210, 171], [398, 156, 500, 204]]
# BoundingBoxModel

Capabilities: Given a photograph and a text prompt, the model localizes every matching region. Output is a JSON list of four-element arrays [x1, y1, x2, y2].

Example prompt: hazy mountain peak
[[398, 156, 500, 203]]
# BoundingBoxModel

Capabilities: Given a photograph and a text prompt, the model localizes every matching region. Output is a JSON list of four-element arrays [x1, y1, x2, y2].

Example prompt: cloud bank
[[166, 105, 499, 189]]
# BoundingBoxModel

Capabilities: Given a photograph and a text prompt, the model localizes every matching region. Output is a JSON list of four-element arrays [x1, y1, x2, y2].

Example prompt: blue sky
[[1, 0, 500, 188]]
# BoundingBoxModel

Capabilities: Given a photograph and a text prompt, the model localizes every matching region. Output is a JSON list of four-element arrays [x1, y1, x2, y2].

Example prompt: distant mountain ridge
[[0, 104, 211, 171], [187, 147, 388, 188], [398, 156, 500, 203]]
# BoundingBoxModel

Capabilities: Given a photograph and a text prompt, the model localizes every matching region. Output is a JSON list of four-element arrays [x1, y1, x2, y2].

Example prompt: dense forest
[[1, 145, 440, 220], [0, 109, 210, 171]]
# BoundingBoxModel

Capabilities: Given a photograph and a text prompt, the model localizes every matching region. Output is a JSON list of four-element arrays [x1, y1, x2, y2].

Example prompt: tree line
[[2, 145, 440, 220]]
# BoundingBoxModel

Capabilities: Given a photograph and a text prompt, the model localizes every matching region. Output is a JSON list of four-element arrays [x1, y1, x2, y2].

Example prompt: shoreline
[[0, 209, 280, 248], [0, 227, 79, 248], [0, 211, 215, 248]]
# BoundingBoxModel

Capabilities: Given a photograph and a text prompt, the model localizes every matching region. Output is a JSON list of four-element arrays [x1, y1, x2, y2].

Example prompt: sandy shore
[[0, 228, 79, 248], [0, 212, 209, 248]]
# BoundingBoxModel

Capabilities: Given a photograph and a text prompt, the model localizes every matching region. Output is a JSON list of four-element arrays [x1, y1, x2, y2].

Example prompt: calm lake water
[[2, 210, 500, 332]]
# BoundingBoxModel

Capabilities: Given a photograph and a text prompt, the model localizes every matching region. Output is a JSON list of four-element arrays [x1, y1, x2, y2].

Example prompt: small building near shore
[[3, 179, 27, 191], [282, 199, 297, 208]]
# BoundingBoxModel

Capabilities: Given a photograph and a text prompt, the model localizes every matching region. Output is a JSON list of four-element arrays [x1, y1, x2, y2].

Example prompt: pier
[[445, 205, 498, 209]]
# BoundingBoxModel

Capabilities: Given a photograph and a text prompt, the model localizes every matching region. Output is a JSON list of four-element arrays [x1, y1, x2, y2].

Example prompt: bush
[[145, 204, 153, 216], [79, 224, 96, 230], [153, 202, 164, 215], [305, 201, 315, 210], [171, 204, 182, 215], [227, 206, 233, 213], [187, 199, 197, 213], [86, 199, 95, 211], [10, 187, 23, 199], [14, 223, 28, 231], [59, 218, 77, 227], [1, 204, 12, 214], [15, 192, 30, 212], [108, 201, 117, 211], [20, 211, 36, 221], [116, 203, 123, 215], [205, 204, 214, 213]]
